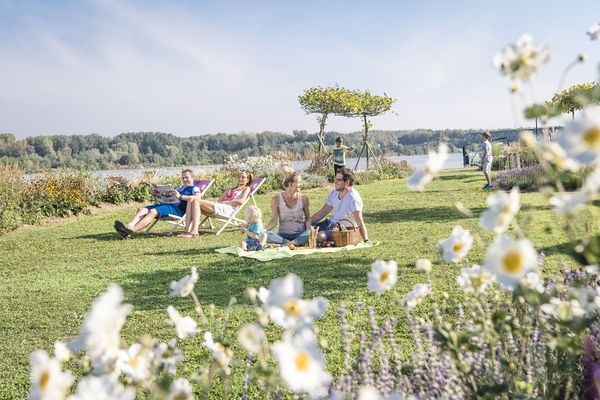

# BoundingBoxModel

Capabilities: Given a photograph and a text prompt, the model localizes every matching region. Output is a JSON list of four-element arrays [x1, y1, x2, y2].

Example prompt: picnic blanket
[[214, 241, 380, 262]]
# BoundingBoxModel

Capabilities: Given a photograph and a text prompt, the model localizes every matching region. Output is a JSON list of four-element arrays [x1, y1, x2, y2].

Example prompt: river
[[84, 153, 465, 181]]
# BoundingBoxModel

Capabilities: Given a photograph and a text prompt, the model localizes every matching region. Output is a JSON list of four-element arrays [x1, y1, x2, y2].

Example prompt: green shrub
[[299, 172, 328, 189], [104, 177, 133, 205], [131, 182, 153, 202], [378, 157, 414, 177], [30, 172, 91, 217], [0, 164, 36, 233]]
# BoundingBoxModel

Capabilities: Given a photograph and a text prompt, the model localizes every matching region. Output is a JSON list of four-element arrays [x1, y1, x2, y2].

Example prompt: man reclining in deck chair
[[114, 169, 202, 239]]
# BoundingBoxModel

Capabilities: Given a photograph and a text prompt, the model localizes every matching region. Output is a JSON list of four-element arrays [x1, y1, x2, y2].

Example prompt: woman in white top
[[177, 171, 252, 238], [265, 169, 311, 248]]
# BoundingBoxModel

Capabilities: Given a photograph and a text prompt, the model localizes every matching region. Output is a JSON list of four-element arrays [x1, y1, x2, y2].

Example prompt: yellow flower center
[[294, 351, 310, 372], [284, 300, 301, 317], [215, 343, 225, 351], [379, 271, 390, 283], [130, 356, 139, 369], [582, 126, 600, 148], [453, 242, 465, 253], [501, 250, 523, 274], [39, 370, 50, 391]]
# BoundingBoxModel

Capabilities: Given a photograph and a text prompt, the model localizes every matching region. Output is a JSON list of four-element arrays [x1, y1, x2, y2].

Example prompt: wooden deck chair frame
[[200, 177, 265, 236], [143, 178, 215, 236]]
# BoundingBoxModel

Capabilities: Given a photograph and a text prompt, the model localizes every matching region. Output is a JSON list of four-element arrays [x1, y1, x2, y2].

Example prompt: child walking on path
[[482, 131, 493, 189], [240, 206, 267, 251], [327, 136, 354, 175]]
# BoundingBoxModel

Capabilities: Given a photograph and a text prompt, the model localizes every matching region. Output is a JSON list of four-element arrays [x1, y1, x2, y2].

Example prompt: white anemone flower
[[582, 166, 600, 196], [69, 284, 132, 372], [403, 284, 432, 311], [572, 287, 599, 312], [356, 387, 416, 400], [29, 350, 73, 400], [540, 297, 586, 321], [154, 339, 183, 375], [480, 187, 520, 233], [407, 143, 448, 191], [53, 342, 71, 363], [358, 386, 381, 400], [483, 236, 538, 290], [117, 343, 153, 383], [549, 192, 588, 213], [170, 267, 199, 297], [238, 323, 266, 354], [203, 331, 232, 373], [541, 142, 581, 171], [264, 273, 329, 329], [367, 260, 398, 294], [588, 23, 600, 40], [438, 226, 473, 263], [166, 306, 199, 340], [456, 265, 496, 294], [166, 378, 194, 400], [67, 374, 135, 400], [415, 259, 432, 273], [493, 33, 550, 81], [558, 107, 600, 165], [520, 271, 545, 293], [257, 287, 269, 304], [272, 329, 332, 399]]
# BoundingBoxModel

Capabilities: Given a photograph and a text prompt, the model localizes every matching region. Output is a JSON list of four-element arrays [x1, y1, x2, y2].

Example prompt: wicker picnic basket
[[331, 218, 359, 247]]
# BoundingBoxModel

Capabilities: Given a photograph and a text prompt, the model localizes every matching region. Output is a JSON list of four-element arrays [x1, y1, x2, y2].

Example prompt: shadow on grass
[[74, 232, 123, 241], [437, 172, 475, 181], [120, 252, 384, 310], [364, 206, 486, 224], [539, 241, 575, 258]]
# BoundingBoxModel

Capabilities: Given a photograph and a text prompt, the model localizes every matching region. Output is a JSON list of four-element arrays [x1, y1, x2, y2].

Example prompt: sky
[[1, 0, 599, 139]]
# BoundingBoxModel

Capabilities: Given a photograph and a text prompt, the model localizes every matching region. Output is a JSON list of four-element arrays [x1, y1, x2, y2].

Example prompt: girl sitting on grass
[[239, 206, 267, 251]]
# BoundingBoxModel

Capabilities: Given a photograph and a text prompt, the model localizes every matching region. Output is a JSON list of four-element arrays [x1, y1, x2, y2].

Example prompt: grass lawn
[[0, 169, 589, 398]]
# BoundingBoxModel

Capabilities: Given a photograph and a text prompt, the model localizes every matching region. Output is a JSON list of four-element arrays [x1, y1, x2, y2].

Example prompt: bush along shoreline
[[0, 156, 413, 235]]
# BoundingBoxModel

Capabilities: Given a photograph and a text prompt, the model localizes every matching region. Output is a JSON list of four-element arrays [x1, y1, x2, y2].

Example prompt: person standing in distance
[[327, 136, 354, 175], [482, 131, 493, 189]]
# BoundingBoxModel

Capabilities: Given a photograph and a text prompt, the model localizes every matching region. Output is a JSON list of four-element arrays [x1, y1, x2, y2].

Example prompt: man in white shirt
[[482, 131, 493, 189], [308, 167, 370, 244]]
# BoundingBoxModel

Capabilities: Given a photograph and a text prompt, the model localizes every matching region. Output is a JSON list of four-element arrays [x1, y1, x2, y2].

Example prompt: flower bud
[[519, 131, 537, 148], [415, 259, 432, 273]]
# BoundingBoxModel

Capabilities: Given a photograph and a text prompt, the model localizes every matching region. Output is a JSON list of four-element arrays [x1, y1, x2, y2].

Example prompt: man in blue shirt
[[114, 169, 201, 239]]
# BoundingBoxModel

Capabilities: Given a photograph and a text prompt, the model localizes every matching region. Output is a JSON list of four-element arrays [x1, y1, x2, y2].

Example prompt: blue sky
[[1, 0, 599, 138]]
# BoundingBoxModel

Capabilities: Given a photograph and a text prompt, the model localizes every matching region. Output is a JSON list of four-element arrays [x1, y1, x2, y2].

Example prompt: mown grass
[[0, 169, 592, 398]]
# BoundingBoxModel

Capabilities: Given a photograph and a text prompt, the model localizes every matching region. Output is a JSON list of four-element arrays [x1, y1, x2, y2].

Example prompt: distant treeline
[[0, 128, 531, 172]]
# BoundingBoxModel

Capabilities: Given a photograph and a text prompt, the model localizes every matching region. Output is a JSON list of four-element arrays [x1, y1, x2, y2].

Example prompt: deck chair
[[200, 177, 266, 236], [143, 178, 215, 236]]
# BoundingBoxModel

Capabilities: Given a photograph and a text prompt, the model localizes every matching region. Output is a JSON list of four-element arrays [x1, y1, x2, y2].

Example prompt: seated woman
[[177, 170, 253, 238], [265, 169, 310, 248]]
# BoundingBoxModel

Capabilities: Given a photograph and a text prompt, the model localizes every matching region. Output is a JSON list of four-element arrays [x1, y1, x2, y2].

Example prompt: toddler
[[240, 206, 267, 251]]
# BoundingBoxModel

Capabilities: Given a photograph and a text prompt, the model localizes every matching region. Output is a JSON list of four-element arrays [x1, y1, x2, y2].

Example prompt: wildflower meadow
[[4, 19, 600, 400]]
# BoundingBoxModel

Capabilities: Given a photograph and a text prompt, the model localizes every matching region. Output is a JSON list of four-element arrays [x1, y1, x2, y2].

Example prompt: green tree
[[337, 90, 396, 170], [298, 86, 349, 156], [546, 82, 600, 119]]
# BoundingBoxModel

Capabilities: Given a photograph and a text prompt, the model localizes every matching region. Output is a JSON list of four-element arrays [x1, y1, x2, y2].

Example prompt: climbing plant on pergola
[[337, 90, 396, 171], [298, 86, 349, 158], [546, 82, 600, 119]]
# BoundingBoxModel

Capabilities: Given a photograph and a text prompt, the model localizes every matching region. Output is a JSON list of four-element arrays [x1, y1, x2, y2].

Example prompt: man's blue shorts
[[146, 204, 183, 218]]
